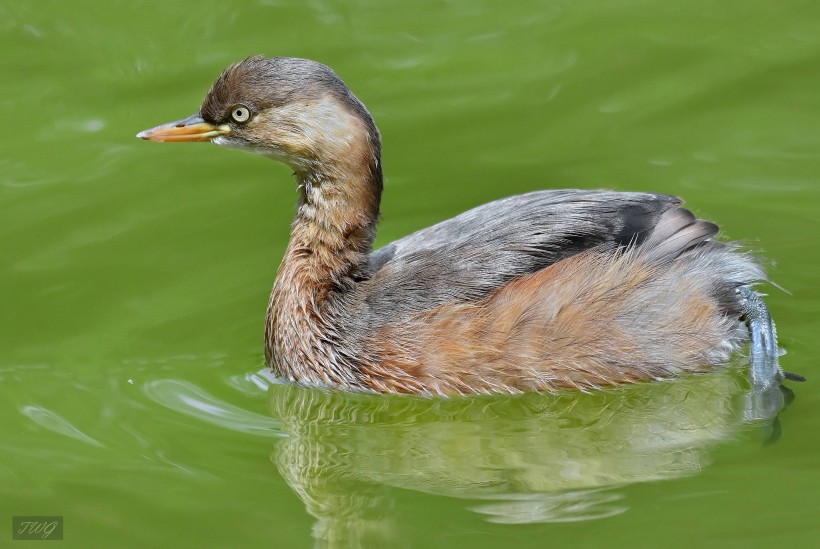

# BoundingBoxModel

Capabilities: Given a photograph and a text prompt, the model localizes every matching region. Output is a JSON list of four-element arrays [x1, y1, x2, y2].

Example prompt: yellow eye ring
[[231, 105, 251, 123]]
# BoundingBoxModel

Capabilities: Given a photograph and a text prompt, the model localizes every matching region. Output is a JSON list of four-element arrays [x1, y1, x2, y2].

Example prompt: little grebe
[[138, 56, 787, 396]]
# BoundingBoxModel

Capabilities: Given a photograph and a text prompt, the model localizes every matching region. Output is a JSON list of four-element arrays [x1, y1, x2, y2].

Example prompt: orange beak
[[136, 114, 230, 143]]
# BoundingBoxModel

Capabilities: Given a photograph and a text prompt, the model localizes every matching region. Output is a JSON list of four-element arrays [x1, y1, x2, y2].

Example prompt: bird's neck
[[290, 160, 382, 280], [265, 131, 383, 382]]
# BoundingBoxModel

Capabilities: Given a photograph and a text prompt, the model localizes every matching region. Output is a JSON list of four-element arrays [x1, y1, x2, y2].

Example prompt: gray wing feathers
[[357, 190, 682, 318], [639, 207, 720, 263]]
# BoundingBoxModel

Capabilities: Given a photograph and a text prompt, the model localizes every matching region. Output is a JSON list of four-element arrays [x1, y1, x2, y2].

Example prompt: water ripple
[[143, 379, 283, 438], [20, 405, 104, 447]]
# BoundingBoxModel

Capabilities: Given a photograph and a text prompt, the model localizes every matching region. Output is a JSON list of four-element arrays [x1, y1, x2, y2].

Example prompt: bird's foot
[[737, 285, 792, 391]]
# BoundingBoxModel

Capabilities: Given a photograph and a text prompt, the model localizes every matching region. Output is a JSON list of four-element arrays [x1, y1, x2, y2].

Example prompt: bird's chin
[[212, 135, 254, 152], [212, 136, 309, 170]]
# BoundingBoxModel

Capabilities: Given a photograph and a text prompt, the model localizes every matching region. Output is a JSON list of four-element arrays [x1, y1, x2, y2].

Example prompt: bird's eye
[[231, 105, 251, 123]]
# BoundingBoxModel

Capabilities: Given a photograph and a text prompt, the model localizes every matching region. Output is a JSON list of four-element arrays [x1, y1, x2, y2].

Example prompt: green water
[[2, 0, 819, 547]]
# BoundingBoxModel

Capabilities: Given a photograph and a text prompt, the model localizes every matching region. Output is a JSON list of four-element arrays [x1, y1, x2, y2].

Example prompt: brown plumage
[[138, 56, 786, 396]]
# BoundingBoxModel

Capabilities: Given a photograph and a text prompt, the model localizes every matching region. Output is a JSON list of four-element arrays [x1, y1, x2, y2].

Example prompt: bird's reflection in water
[[265, 370, 788, 547]]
